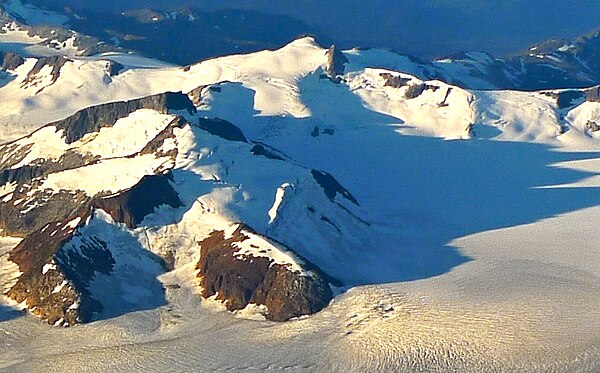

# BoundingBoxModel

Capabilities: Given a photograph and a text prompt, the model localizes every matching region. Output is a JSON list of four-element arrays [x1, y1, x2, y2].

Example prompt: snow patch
[[233, 303, 269, 321], [230, 226, 305, 274], [268, 183, 291, 224], [41, 262, 56, 275], [62, 217, 81, 231], [51, 280, 67, 294]]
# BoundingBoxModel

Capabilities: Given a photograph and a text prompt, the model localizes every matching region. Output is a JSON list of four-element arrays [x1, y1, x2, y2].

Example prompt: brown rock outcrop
[[7, 207, 99, 326], [196, 225, 333, 321], [3, 170, 180, 325]]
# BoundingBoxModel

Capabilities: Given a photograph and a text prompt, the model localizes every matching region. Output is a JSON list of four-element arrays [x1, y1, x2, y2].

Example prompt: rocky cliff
[[196, 225, 333, 321]]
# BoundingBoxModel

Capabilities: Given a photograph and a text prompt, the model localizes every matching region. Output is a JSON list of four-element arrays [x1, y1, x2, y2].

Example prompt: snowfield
[[0, 36, 600, 372]]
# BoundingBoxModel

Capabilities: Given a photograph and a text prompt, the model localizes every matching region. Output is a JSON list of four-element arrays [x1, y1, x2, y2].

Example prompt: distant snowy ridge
[[0, 0, 116, 58]]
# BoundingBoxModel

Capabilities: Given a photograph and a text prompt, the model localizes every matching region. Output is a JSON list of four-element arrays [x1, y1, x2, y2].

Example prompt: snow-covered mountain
[[0, 89, 358, 324], [0, 34, 599, 327], [1, 7, 600, 370], [0, 1, 116, 58]]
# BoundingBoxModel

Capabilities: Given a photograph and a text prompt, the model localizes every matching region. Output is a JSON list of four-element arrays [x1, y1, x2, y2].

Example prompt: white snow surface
[[268, 183, 290, 224], [345, 68, 476, 138], [41, 262, 55, 275], [0, 21, 42, 44], [41, 154, 173, 197], [226, 224, 306, 273]]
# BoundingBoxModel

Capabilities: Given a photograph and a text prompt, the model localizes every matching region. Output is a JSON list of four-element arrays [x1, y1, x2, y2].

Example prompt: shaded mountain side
[[0, 51, 24, 71], [73, 9, 332, 65], [93, 173, 182, 229]]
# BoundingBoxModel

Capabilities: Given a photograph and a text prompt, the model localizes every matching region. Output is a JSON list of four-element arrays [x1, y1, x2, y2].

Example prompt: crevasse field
[[0, 29, 599, 372]]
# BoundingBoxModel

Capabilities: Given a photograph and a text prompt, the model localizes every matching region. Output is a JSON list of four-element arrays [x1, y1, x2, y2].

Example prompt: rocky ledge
[[49, 91, 196, 144]]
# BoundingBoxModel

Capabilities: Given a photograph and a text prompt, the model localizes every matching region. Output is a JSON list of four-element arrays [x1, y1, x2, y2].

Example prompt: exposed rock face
[[0, 152, 95, 191], [325, 44, 348, 83], [3, 170, 180, 325], [50, 92, 195, 143], [584, 85, 600, 102], [92, 173, 181, 229], [438, 87, 453, 107], [187, 85, 206, 106], [380, 73, 411, 89], [106, 61, 125, 77], [21, 55, 70, 92], [196, 225, 333, 321], [0, 89, 348, 326], [0, 139, 94, 176], [0, 132, 180, 238], [541, 90, 586, 109], [197, 117, 247, 142], [379, 73, 440, 99], [311, 169, 358, 205], [586, 121, 600, 132], [0, 164, 49, 185], [139, 116, 186, 157], [0, 51, 24, 71], [0, 90, 192, 325], [404, 83, 440, 99], [0, 121, 181, 237], [7, 207, 98, 326], [0, 187, 89, 237]]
